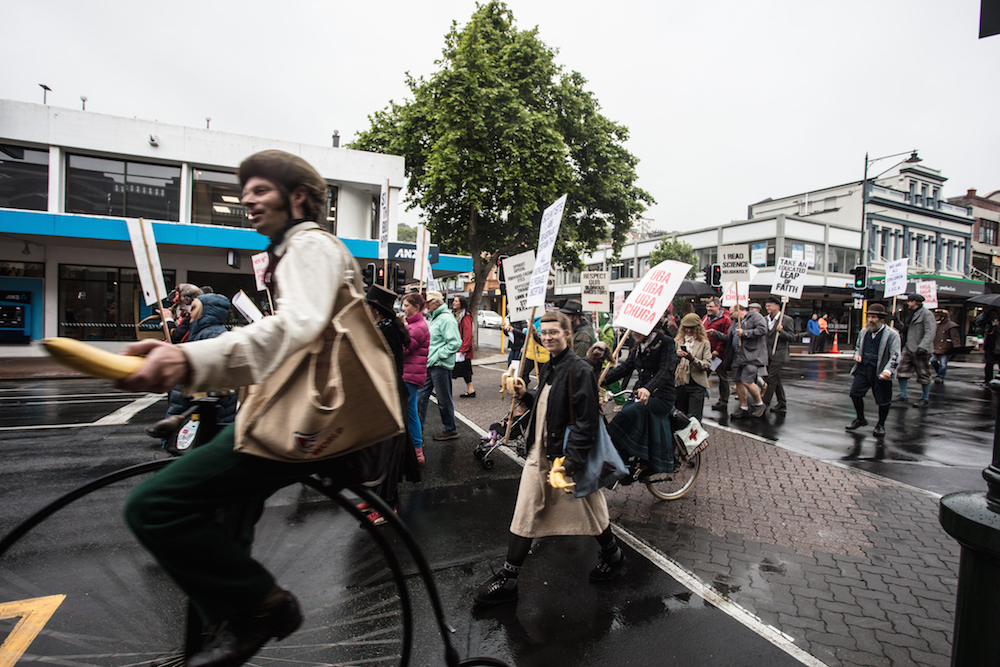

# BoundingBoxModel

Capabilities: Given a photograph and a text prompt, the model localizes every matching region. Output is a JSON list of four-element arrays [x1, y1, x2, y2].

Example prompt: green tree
[[647, 237, 699, 280], [397, 224, 417, 242], [350, 1, 652, 323]]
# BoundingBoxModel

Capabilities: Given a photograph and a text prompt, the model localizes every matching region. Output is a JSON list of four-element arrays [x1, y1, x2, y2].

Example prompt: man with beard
[[846, 304, 900, 438], [895, 293, 936, 408]]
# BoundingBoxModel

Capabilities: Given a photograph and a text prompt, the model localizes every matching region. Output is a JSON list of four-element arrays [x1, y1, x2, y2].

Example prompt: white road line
[[453, 403, 827, 667], [0, 393, 148, 401], [93, 394, 166, 425], [0, 393, 165, 431]]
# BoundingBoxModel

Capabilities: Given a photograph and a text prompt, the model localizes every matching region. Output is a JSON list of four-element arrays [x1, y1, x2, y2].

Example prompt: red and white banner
[[915, 280, 938, 308], [251, 251, 269, 291], [613, 260, 690, 335]]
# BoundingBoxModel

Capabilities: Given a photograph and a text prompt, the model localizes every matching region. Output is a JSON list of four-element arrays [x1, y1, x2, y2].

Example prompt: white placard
[[613, 291, 624, 315], [413, 224, 429, 282], [613, 260, 691, 335], [771, 257, 809, 300], [125, 218, 168, 306], [718, 244, 751, 283], [503, 250, 536, 322], [424, 255, 438, 292], [526, 194, 568, 308], [581, 270, 610, 312], [251, 251, 269, 291], [721, 282, 750, 306], [377, 178, 390, 260], [884, 258, 909, 298], [916, 280, 938, 308], [232, 290, 264, 323]]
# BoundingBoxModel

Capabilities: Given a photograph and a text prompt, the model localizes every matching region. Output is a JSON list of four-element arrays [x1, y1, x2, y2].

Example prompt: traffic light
[[376, 265, 386, 287], [392, 263, 406, 295], [703, 264, 721, 288], [852, 265, 868, 290], [362, 263, 376, 289]]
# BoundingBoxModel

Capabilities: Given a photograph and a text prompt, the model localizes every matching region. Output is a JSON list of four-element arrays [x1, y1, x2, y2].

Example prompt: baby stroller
[[473, 394, 533, 470]]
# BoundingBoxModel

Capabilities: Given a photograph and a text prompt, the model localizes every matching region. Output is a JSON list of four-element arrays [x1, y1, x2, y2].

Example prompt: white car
[[477, 310, 503, 328]]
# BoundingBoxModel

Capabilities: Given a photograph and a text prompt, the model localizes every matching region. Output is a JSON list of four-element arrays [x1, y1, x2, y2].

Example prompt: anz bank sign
[[388, 242, 440, 264]]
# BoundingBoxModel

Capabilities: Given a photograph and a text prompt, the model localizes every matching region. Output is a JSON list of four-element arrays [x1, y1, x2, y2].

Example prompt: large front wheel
[[645, 453, 701, 500]]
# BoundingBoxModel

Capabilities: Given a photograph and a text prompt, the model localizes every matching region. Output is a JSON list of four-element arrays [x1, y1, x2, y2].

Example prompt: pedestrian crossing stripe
[[0, 595, 66, 667]]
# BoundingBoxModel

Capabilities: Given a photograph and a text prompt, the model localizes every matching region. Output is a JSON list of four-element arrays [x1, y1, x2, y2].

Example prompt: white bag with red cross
[[673, 416, 710, 460]]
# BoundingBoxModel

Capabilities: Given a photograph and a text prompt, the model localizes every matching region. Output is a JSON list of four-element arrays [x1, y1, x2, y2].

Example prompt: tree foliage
[[648, 238, 699, 280], [397, 224, 417, 242], [350, 1, 653, 321]]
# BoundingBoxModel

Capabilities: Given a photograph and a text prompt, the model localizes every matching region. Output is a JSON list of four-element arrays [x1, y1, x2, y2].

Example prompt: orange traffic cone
[[831, 333, 839, 354]]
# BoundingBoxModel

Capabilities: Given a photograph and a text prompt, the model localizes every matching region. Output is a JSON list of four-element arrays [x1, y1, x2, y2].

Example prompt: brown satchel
[[234, 245, 404, 462]]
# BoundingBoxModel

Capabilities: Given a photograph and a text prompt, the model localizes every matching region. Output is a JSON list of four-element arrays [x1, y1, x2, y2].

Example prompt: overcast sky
[[4, 0, 998, 233]]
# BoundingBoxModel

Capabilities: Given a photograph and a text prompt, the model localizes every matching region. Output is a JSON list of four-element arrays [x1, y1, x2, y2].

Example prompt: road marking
[[0, 594, 66, 667], [0, 393, 147, 401], [93, 394, 166, 425], [0, 394, 165, 431], [453, 404, 827, 667]]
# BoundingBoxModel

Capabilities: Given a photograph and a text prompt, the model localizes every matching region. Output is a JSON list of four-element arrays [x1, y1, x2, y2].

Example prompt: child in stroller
[[474, 393, 534, 470]]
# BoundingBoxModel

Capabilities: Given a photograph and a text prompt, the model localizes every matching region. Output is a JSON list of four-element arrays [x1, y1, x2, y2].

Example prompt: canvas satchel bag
[[234, 239, 404, 462]]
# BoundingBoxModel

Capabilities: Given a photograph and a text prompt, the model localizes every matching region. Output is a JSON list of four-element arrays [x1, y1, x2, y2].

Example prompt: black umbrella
[[967, 293, 1000, 308], [675, 279, 719, 297]]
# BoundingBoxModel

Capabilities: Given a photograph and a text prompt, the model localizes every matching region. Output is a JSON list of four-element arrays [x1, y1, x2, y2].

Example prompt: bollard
[[939, 379, 1000, 664]]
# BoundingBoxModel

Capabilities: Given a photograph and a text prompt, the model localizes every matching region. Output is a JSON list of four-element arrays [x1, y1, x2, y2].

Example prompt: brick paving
[[606, 425, 960, 667]]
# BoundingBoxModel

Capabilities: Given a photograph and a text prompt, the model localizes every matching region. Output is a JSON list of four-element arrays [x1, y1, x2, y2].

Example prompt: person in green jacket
[[418, 290, 462, 440]]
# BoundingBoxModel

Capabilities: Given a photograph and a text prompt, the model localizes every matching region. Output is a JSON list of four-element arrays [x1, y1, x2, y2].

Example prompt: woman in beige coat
[[674, 313, 712, 421]]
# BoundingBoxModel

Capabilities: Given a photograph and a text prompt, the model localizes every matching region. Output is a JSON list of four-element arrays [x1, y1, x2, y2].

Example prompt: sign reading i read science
[[718, 244, 751, 283]]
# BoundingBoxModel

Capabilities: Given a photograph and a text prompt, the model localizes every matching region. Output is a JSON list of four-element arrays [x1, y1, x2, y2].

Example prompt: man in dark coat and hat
[[846, 303, 900, 438], [560, 300, 595, 358]]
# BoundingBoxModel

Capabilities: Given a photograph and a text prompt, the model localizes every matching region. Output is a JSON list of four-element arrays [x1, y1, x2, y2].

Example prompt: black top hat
[[366, 284, 398, 319], [559, 300, 584, 316]]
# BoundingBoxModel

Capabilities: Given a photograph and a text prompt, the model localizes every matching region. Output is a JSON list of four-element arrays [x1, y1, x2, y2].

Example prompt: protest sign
[[613, 291, 624, 315], [413, 224, 429, 283], [126, 219, 168, 306], [771, 257, 809, 300], [526, 194, 567, 308], [251, 251, 269, 291], [503, 250, 536, 322], [613, 260, 691, 335], [719, 244, 751, 283], [232, 290, 264, 323], [377, 178, 390, 261], [721, 281, 749, 307], [916, 280, 938, 308], [581, 270, 610, 312], [884, 258, 909, 298]]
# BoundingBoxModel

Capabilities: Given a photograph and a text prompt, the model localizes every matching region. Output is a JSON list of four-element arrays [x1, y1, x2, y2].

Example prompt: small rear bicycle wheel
[[645, 452, 701, 500], [0, 461, 412, 666]]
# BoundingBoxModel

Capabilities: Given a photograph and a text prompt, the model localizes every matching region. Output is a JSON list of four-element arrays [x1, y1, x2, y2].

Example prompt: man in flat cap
[[895, 293, 936, 408], [847, 303, 900, 437], [560, 300, 596, 358], [762, 296, 795, 415]]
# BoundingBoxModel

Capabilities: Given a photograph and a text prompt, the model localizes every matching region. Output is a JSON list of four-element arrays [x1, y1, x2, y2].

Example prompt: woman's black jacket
[[523, 347, 600, 478], [601, 331, 677, 403]]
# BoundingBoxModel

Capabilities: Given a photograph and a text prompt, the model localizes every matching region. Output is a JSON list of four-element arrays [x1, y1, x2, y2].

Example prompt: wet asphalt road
[[0, 376, 805, 667], [1, 353, 992, 665]]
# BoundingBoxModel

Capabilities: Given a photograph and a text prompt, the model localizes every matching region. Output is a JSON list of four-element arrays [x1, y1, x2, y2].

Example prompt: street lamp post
[[860, 150, 921, 267], [38, 84, 51, 105], [940, 380, 1000, 664]]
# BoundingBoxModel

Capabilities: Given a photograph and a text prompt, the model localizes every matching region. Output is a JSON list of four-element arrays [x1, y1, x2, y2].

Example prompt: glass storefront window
[[0, 144, 48, 211], [784, 240, 824, 271], [58, 264, 175, 340], [1, 261, 45, 278], [192, 169, 246, 227], [827, 246, 860, 274], [66, 155, 181, 221]]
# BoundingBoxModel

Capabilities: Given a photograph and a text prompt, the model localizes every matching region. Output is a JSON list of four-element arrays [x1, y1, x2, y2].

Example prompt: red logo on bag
[[688, 428, 700, 441], [293, 432, 320, 453], [309, 427, 345, 457]]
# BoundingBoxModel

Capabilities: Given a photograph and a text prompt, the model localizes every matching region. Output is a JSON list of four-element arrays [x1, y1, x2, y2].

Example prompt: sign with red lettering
[[612, 260, 690, 335], [251, 251, 269, 291]]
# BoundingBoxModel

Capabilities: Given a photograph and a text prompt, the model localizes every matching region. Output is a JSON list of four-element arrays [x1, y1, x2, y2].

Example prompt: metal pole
[[861, 153, 869, 268]]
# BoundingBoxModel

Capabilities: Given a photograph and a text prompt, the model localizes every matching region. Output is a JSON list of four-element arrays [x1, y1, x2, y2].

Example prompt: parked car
[[477, 310, 503, 328]]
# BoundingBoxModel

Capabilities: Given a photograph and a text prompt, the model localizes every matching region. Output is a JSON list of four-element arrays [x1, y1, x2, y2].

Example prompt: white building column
[[47, 146, 64, 213]]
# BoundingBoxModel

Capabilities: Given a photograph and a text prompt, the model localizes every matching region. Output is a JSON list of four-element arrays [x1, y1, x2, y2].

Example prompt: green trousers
[[124, 424, 375, 624]]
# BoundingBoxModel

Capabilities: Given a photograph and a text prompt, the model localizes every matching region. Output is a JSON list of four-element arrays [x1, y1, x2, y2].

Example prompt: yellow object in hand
[[549, 456, 575, 493], [42, 337, 145, 380]]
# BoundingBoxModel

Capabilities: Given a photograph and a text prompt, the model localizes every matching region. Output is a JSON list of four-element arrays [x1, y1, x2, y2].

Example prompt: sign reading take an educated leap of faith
[[884, 258, 909, 298], [526, 194, 568, 308], [503, 250, 536, 323], [613, 259, 691, 336], [771, 257, 809, 300], [718, 244, 751, 283], [916, 280, 938, 308], [581, 270, 610, 312]]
